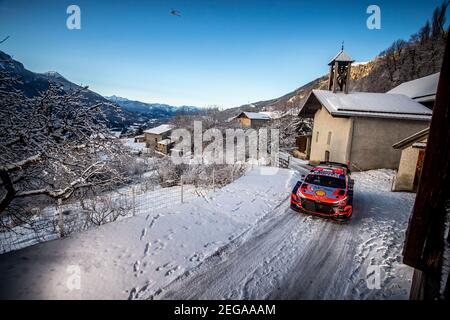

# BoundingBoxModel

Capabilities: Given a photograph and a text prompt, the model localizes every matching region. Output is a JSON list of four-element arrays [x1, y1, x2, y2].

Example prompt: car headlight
[[336, 197, 348, 206], [297, 191, 307, 199]]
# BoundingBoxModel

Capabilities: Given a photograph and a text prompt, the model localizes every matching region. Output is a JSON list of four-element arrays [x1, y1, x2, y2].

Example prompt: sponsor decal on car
[[315, 190, 326, 197]]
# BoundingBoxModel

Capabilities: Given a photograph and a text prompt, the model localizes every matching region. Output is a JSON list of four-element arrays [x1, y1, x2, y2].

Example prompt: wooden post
[[402, 34, 450, 300], [328, 65, 334, 90], [332, 61, 338, 93], [345, 63, 352, 94], [180, 175, 184, 203]]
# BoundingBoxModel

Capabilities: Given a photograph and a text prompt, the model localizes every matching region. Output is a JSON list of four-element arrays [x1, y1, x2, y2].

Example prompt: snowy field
[[0, 167, 416, 300], [0, 180, 206, 254]]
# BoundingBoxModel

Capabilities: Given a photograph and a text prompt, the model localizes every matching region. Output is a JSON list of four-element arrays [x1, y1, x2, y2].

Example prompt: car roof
[[310, 166, 347, 180]]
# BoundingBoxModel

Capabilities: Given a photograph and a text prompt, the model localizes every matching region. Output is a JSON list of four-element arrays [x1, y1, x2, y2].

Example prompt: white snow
[[121, 138, 148, 152], [143, 124, 174, 135], [238, 112, 271, 120], [307, 90, 432, 120], [0, 167, 417, 300], [353, 61, 370, 66], [157, 139, 172, 145], [259, 111, 283, 119], [388, 72, 439, 100], [0, 167, 295, 299]]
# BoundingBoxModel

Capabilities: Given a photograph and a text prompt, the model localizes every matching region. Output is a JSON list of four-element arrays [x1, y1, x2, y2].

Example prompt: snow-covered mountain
[[105, 95, 201, 118], [0, 50, 200, 128]]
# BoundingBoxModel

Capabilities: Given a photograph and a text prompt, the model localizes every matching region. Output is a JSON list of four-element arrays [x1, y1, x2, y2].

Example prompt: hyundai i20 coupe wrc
[[290, 162, 354, 220]]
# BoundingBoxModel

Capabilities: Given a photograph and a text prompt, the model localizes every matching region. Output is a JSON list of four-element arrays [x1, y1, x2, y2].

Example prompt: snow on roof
[[157, 139, 172, 145], [237, 112, 271, 120], [301, 90, 432, 121], [143, 124, 174, 135], [259, 111, 283, 119], [387, 73, 440, 101], [392, 127, 429, 149], [328, 50, 354, 65], [412, 142, 427, 149]]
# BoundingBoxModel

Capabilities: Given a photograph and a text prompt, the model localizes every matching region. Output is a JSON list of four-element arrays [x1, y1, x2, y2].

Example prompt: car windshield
[[305, 174, 346, 189]]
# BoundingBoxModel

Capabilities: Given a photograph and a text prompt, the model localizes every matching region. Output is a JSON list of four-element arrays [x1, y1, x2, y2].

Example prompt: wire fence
[[0, 175, 216, 255], [0, 155, 280, 255]]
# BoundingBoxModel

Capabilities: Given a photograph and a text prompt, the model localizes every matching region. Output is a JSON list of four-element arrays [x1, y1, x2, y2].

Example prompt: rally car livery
[[290, 162, 354, 220]]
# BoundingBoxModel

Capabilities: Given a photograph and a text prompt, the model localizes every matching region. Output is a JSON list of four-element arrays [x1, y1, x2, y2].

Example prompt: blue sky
[[0, 0, 447, 108]]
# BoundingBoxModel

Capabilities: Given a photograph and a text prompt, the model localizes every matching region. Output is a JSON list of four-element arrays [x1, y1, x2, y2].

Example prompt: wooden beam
[[403, 34, 450, 299], [345, 63, 352, 94], [328, 65, 334, 91], [332, 61, 338, 93]]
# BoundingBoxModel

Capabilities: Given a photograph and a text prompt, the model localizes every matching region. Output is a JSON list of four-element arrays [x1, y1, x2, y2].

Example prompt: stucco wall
[[309, 107, 352, 164], [393, 137, 427, 191], [145, 132, 171, 148], [350, 118, 429, 171], [144, 133, 161, 148], [393, 146, 420, 191]]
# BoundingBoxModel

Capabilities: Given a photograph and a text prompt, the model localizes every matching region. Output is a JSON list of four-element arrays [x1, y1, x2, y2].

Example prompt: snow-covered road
[[154, 169, 415, 300], [0, 167, 415, 299]]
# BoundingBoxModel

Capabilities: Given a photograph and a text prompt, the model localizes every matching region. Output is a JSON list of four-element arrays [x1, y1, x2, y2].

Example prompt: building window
[[316, 131, 319, 143], [327, 131, 332, 145]]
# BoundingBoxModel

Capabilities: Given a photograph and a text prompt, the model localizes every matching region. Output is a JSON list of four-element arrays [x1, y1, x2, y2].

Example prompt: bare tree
[[0, 72, 129, 219], [431, 0, 449, 38]]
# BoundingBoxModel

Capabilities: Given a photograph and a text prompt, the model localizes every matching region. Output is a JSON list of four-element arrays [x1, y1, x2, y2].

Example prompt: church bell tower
[[328, 44, 354, 94]]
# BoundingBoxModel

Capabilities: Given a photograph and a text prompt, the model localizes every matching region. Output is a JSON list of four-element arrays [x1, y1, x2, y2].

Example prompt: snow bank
[[347, 169, 416, 299], [0, 168, 296, 299]]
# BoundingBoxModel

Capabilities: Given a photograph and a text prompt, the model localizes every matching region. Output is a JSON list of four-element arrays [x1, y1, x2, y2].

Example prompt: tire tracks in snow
[[149, 202, 323, 299]]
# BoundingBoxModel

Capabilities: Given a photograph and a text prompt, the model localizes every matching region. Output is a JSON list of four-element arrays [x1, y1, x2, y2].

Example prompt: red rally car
[[290, 162, 354, 220]]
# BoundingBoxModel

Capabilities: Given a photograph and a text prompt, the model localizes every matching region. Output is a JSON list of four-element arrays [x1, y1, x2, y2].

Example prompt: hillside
[[228, 12, 447, 117]]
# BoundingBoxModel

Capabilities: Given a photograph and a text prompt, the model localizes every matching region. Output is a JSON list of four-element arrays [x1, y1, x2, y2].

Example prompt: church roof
[[299, 90, 432, 121], [328, 50, 355, 65]]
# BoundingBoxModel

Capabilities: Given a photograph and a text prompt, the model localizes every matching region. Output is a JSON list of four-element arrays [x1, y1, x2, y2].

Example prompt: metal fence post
[[180, 175, 184, 203], [212, 167, 215, 192], [57, 198, 65, 238], [132, 186, 136, 216]]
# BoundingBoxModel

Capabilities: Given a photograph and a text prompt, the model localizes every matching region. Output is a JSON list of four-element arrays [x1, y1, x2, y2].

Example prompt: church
[[297, 49, 432, 171]]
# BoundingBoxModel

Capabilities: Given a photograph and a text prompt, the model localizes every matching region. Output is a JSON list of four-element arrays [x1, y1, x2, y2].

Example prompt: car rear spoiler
[[319, 161, 351, 174]]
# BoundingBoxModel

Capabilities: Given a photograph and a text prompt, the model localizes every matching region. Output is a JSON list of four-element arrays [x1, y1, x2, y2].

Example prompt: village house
[[143, 124, 174, 148], [155, 138, 174, 155], [387, 72, 439, 109], [134, 135, 145, 143], [235, 112, 271, 128], [297, 49, 432, 171], [392, 127, 429, 192]]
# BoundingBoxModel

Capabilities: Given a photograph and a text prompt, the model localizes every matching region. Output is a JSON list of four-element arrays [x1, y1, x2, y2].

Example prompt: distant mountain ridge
[[0, 50, 147, 129], [0, 50, 200, 129], [105, 95, 201, 118]]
